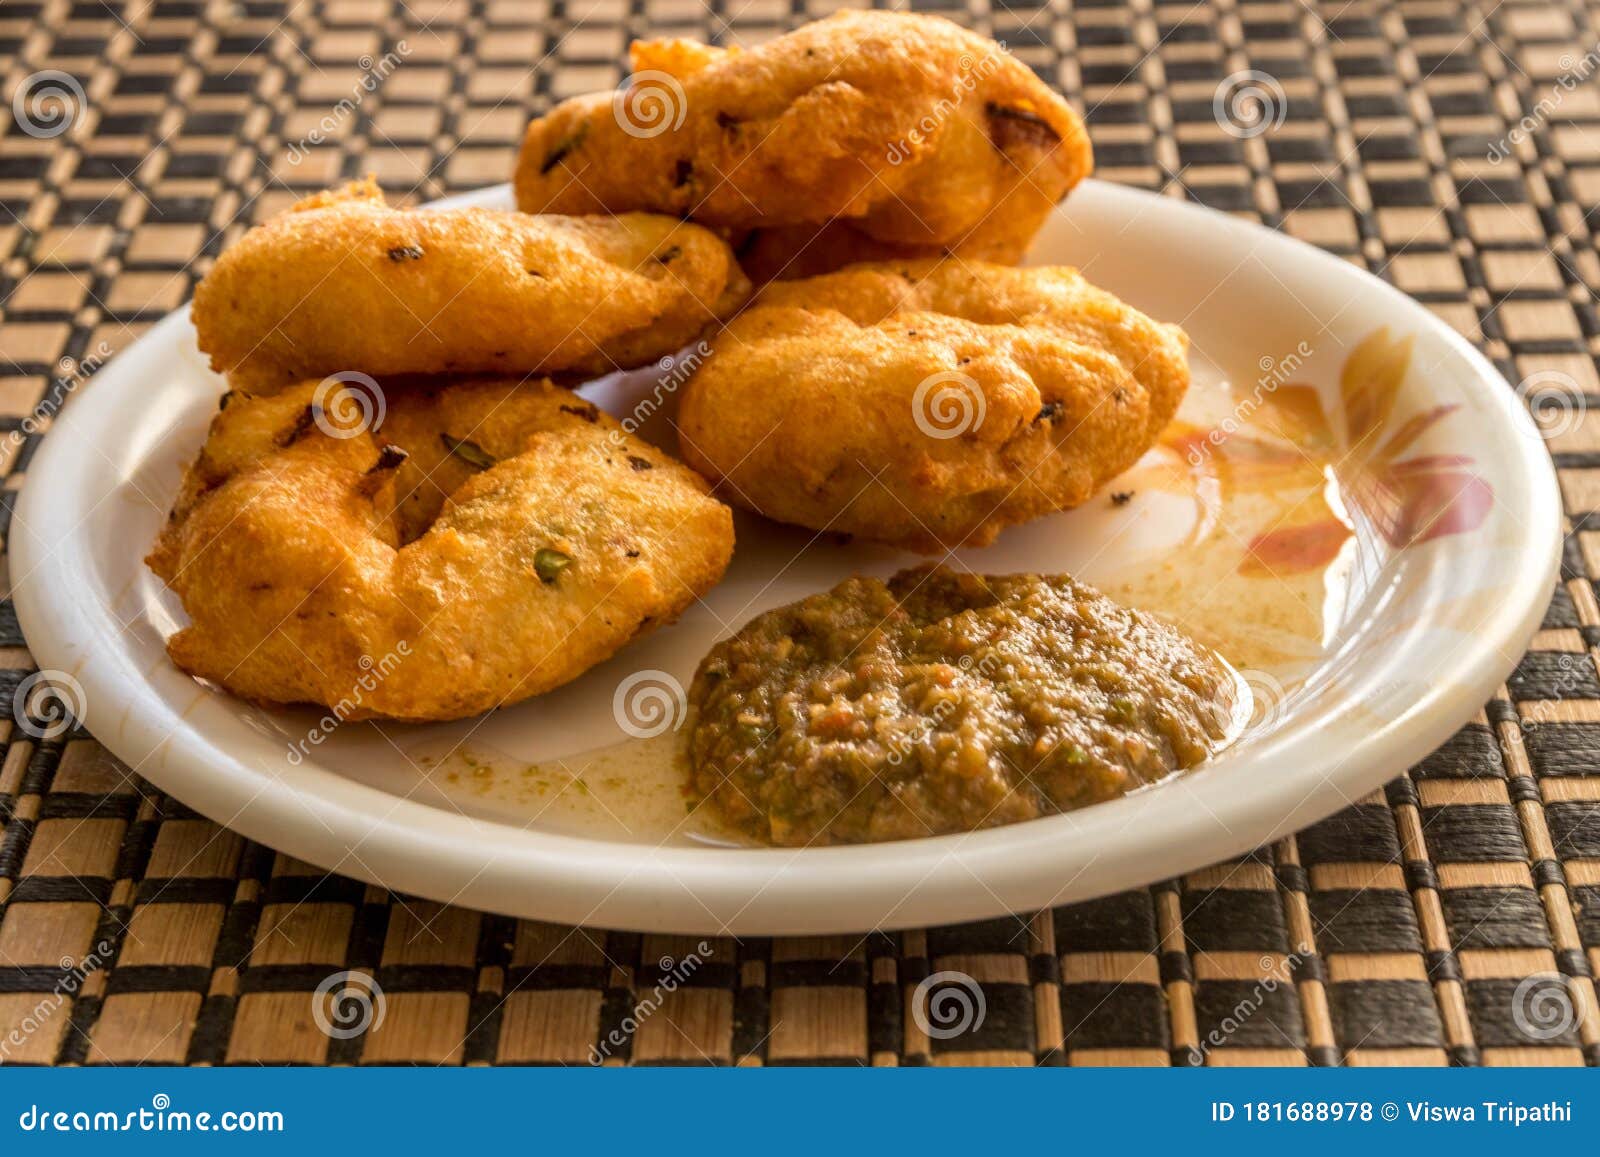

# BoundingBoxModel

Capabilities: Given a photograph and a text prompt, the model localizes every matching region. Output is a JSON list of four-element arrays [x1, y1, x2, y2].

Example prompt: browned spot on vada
[[676, 260, 1190, 551], [149, 379, 734, 722]]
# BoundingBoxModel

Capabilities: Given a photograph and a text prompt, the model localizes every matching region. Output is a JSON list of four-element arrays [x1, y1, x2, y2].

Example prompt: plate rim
[[11, 178, 1563, 935]]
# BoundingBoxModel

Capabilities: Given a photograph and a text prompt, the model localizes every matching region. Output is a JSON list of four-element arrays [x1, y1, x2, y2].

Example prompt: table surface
[[1, 0, 1598, 1067]]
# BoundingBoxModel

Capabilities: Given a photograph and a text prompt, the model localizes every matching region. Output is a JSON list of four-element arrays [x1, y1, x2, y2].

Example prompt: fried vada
[[676, 260, 1190, 551], [191, 179, 751, 394], [148, 379, 734, 721], [514, 11, 1092, 275]]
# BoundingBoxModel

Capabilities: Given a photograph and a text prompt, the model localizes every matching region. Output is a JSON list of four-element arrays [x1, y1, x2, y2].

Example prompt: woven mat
[[2, 0, 1598, 1067]]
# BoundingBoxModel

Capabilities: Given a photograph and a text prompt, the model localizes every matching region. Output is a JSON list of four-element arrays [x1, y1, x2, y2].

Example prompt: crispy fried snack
[[148, 379, 734, 721], [514, 11, 1092, 275], [676, 260, 1190, 551], [191, 179, 750, 393]]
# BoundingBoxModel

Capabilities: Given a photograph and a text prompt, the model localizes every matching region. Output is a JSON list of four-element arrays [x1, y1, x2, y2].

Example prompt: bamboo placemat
[[1, 0, 1598, 1066]]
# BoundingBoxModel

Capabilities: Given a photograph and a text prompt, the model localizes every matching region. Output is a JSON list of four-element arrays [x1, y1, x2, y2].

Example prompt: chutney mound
[[686, 567, 1242, 846]]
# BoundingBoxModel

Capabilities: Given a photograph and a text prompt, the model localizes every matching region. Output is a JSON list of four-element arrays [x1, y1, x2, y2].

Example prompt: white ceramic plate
[[11, 181, 1560, 934]]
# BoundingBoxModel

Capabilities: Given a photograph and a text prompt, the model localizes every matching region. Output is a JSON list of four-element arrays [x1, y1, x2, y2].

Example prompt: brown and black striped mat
[[1, 0, 1598, 1066]]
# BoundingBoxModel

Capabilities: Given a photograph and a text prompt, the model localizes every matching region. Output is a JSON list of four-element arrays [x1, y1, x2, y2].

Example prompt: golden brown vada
[[191, 179, 750, 394], [514, 11, 1092, 275], [149, 379, 734, 721], [676, 260, 1190, 552]]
